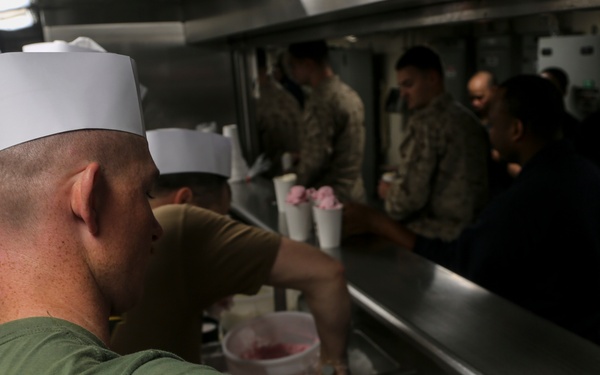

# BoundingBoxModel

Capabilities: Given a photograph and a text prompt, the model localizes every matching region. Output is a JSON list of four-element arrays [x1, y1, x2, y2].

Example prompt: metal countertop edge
[[347, 284, 481, 375]]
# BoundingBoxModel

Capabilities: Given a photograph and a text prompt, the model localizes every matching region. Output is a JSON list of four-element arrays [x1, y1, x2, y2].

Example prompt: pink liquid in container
[[222, 312, 320, 375]]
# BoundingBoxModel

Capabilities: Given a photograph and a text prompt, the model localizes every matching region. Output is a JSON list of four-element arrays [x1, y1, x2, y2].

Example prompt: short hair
[[0, 130, 144, 228], [288, 40, 329, 64], [541, 67, 569, 96], [153, 172, 228, 209], [499, 75, 564, 140], [395, 46, 444, 77]]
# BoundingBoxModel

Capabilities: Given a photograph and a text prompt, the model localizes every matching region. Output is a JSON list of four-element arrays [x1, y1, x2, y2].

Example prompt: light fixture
[[345, 35, 358, 43], [0, 0, 31, 13], [0, 8, 35, 31]]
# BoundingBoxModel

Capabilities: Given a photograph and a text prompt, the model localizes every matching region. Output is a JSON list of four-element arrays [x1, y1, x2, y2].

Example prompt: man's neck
[[517, 139, 551, 166], [258, 70, 270, 86], [309, 66, 334, 88], [0, 242, 111, 344]]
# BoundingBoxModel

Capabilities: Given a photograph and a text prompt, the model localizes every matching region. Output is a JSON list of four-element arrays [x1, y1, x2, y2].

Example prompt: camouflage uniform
[[256, 78, 302, 177], [386, 93, 489, 241], [295, 75, 365, 202]]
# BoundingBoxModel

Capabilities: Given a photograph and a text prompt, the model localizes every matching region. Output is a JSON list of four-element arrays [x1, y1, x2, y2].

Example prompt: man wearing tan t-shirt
[[110, 129, 351, 375]]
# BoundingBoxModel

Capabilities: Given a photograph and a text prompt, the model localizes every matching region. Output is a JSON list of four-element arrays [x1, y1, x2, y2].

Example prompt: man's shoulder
[[321, 76, 363, 105], [415, 96, 483, 133], [153, 204, 230, 241], [0, 317, 220, 375], [258, 82, 301, 112], [154, 204, 219, 222], [513, 145, 600, 199], [444, 100, 482, 126]]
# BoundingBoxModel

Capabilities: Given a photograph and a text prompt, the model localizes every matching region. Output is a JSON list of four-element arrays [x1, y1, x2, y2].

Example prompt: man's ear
[[425, 69, 442, 86], [71, 162, 101, 235], [511, 119, 525, 142], [173, 187, 194, 204]]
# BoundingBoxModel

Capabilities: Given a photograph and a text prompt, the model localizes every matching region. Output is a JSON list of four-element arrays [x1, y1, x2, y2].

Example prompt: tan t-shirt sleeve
[[177, 204, 281, 307]]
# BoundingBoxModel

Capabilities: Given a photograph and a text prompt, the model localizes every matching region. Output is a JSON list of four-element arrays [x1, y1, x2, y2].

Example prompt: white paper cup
[[381, 171, 396, 183], [284, 201, 313, 241], [278, 212, 289, 237], [273, 174, 297, 213], [313, 206, 343, 249]]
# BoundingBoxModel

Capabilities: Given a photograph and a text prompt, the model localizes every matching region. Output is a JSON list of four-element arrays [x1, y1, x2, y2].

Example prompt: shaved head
[[470, 71, 496, 89], [0, 130, 148, 230]]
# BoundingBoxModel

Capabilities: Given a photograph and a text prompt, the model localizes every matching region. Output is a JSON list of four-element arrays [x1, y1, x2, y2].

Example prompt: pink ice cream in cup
[[286, 185, 309, 205], [317, 195, 342, 210], [313, 189, 343, 248], [311, 186, 335, 205]]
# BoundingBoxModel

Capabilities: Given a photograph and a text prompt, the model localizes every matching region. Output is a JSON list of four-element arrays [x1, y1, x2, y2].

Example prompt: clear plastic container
[[219, 286, 301, 334], [222, 311, 320, 375]]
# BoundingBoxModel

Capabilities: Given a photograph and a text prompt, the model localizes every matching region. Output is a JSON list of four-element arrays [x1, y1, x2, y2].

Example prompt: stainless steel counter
[[229, 178, 600, 375]]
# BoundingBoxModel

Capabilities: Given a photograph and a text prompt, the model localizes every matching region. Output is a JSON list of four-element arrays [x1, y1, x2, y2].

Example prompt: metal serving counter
[[229, 178, 600, 375]]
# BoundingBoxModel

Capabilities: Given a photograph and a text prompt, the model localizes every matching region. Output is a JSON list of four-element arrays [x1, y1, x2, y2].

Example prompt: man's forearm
[[303, 261, 351, 374], [367, 207, 417, 250], [267, 238, 352, 374]]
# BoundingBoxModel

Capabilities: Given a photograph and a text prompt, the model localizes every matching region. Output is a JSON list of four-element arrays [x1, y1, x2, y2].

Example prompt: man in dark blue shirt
[[344, 75, 600, 344]]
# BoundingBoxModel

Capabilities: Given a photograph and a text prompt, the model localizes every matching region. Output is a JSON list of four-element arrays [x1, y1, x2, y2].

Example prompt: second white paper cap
[[147, 128, 232, 178]]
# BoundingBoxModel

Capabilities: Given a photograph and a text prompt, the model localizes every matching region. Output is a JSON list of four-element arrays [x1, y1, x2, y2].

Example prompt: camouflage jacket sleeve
[[294, 77, 365, 202], [296, 100, 333, 187], [385, 117, 438, 220]]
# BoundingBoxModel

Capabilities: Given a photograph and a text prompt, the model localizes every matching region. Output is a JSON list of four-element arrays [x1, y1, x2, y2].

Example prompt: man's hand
[[377, 180, 391, 200], [316, 360, 350, 375], [343, 202, 417, 250], [342, 202, 373, 238]]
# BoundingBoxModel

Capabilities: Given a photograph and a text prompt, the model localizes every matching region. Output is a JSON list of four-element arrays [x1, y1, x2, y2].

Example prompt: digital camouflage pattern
[[386, 93, 489, 241], [295, 75, 366, 203], [256, 78, 302, 177]]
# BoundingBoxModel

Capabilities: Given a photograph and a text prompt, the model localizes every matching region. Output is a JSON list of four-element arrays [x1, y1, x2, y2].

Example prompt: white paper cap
[[22, 37, 148, 100], [147, 128, 232, 178], [0, 52, 145, 151], [22, 37, 107, 53]]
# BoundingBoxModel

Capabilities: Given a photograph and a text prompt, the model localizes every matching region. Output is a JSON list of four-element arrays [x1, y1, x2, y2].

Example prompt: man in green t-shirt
[[0, 52, 220, 374]]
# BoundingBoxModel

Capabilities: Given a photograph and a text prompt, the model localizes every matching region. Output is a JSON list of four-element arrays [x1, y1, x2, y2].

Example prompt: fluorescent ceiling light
[[0, 8, 35, 31], [0, 0, 31, 13]]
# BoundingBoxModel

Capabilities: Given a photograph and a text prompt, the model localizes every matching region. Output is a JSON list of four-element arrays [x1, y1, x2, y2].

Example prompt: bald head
[[468, 71, 497, 122]]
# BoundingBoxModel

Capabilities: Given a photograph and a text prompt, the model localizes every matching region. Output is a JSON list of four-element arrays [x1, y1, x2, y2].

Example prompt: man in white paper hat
[[0, 53, 221, 374], [110, 128, 351, 375]]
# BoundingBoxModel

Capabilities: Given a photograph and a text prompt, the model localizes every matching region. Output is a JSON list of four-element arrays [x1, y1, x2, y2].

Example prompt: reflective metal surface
[[230, 178, 600, 375], [183, 0, 442, 43], [241, 0, 600, 46], [15, 0, 600, 49]]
